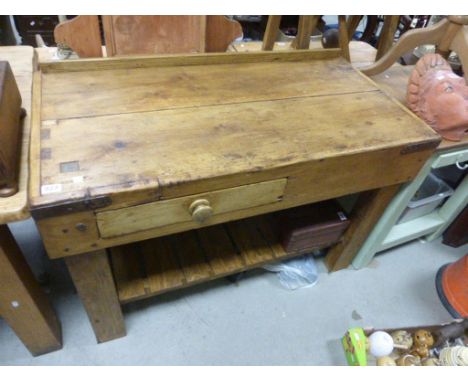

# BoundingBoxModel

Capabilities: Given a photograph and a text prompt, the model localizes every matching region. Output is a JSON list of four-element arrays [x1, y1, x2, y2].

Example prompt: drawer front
[[96, 178, 287, 238]]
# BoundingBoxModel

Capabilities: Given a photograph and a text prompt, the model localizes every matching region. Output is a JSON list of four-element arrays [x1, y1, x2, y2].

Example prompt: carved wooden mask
[[407, 53, 468, 141]]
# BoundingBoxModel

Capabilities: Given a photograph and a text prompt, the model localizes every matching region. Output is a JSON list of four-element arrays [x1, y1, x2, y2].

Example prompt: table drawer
[[96, 178, 287, 238]]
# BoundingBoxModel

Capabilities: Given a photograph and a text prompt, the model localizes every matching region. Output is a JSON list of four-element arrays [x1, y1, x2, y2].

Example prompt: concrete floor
[[0, 219, 466, 365]]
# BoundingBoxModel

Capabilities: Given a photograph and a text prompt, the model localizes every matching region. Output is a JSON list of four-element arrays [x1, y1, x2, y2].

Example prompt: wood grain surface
[[54, 16, 103, 58], [34, 55, 437, 207], [103, 16, 207, 56], [0, 46, 34, 224], [0, 61, 23, 197], [65, 250, 126, 343], [109, 215, 294, 304], [325, 184, 401, 271], [0, 224, 62, 355], [31, 50, 440, 261]]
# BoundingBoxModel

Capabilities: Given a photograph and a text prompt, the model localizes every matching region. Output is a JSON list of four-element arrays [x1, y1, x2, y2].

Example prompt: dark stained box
[[278, 200, 350, 255], [0, 61, 23, 197]]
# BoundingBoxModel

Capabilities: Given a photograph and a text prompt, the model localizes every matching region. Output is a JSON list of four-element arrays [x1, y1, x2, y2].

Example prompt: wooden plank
[[172, 231, 212, 283], [39, 48, 342, 73], [109, 243, 147, 302], [112, 215, 296, 303], [65, 250, 126, 343], [228, 40, 464, 152], [325, 184, 401, 271], [41, 58, 365, 120], [227, 219, 274, 266], [36, 90, 437, 206], [254, 214, 286, 258], [349, 42, 467, 152], [0, 224, 62, 356], [96, 179, 287, 239], [0, 46, 34, 224], [28, 69, 41, 208], [102, 16, 207, 56], [262, 16, 282, 51], [54, 16, 103, 58], [197, 225, 245, 275], [206, 16, 243, 53], [140, 237, 186, 297]]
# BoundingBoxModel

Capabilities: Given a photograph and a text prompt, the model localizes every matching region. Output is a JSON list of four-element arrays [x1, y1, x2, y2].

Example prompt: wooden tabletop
[[232, 41, 468, 152], [0, 46, 34, 224], [30, 50, 439, 210], [350, 42, 468, 152]]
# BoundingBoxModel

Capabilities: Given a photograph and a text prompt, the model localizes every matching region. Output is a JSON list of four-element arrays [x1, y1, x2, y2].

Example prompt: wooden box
[[29, 50, 440, 261], [279, 200, 350, 255], [0, 61, 23, 197]]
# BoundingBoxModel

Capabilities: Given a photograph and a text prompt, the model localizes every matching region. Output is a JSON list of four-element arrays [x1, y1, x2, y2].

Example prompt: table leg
[[351, 157, 435, 269], [65, 250, 126, 343], [0, 224, 62, 356], [325, 184, 401, 272]]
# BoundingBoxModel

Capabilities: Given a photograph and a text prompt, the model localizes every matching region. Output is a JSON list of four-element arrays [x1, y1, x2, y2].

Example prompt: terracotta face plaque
[[407, 53, 468, 142]]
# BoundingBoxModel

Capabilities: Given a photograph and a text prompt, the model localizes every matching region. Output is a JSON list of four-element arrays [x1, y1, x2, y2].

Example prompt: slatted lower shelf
[[109, 215, 299, 304]]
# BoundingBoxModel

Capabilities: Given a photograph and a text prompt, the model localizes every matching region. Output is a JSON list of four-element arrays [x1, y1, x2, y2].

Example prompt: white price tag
[[41, 184, 63, 195]]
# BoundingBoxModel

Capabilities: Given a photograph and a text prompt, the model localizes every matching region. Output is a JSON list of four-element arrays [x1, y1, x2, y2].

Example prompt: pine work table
[[0, 46, 62, 356], [29, 48, 440, 343], [233, 41, 468, 268]]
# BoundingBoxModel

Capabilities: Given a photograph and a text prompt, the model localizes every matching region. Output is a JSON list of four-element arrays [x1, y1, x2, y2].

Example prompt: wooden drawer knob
[[189, 199, 213, 223]]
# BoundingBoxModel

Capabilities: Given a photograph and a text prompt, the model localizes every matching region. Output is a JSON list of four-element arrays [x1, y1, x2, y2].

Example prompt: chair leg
[[262, 16, 282, 51], [338, 15, 350, 61], [293, 15, 320, 49]]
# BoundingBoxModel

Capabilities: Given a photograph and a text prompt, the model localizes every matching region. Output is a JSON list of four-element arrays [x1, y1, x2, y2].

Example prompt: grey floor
[[0, 219, 466, 365]]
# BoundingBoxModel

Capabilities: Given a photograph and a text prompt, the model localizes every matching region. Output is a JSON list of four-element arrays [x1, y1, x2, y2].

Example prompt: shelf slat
[[141, 237, 185, 294], [227, 218, 276, 266], [198, 225, 245, 275], [110, 215, 293, 304], [110, 243, 147, 302], [173, 231, 213, 283]]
